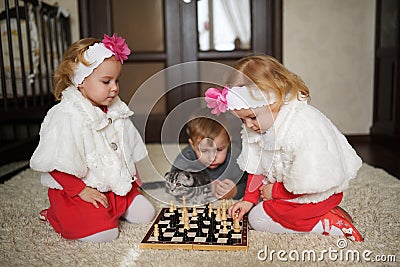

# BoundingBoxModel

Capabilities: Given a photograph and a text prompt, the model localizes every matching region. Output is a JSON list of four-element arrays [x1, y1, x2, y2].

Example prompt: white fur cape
[[237, 98, 362, 203], [30, 87, 147, 196]]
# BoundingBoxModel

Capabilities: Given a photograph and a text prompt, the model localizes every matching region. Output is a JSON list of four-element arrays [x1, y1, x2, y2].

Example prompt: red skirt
[[46, 184, 141, 239], [263, 193, 343, 232]]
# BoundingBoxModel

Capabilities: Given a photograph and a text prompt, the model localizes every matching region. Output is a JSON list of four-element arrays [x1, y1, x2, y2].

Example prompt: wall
[[283, 0, 375, 134], [17, 0, 375, 135]]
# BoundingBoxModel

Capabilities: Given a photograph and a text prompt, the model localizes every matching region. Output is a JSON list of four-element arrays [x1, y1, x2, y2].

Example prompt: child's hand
[[211, 179, 237, 199], [259, 183, 273, 201], [228, 201, 253, 221], [78, 186, 109, 208]]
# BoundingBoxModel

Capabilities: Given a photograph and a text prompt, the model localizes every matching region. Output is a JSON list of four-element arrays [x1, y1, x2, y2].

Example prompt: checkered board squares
[[140, 207, 248, 251]]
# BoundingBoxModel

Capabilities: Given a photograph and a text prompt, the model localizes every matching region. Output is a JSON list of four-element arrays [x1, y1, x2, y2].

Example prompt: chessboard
[[140, 200, 248, 251]]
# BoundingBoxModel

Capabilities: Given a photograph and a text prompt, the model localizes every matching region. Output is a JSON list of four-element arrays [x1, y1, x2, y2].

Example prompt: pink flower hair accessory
[[205, 86, 228, 115], [102, 33, 131, 64], [72, 33, 131, 86], [205, 85, 276, 113]]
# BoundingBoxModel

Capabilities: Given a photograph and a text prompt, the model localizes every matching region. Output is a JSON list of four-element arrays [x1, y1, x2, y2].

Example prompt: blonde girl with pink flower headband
[[205, 55, 364, 242], [30, 33, 155, 242]]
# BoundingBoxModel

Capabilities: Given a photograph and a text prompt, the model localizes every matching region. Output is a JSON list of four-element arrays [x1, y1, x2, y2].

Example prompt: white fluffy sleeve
[[281, 106, 362, 195], [123, 120, 147, 166], [236, 126, 265, 174], [30, 105, 88, 178]]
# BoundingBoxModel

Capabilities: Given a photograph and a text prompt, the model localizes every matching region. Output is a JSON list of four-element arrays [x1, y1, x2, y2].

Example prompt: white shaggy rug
[[0, 144, 399, 267]]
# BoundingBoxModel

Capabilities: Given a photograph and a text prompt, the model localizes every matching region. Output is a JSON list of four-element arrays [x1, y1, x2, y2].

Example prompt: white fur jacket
[[237, 98, 362, 203], [30, 87, 147, 196]]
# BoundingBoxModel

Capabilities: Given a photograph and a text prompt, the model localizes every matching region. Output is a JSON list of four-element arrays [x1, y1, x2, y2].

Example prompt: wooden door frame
[[371, 0, 400, 149]]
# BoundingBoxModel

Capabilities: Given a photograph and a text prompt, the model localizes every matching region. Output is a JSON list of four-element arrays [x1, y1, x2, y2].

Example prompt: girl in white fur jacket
[[30, 33, 155, 242], [205, 55, 363, 242]]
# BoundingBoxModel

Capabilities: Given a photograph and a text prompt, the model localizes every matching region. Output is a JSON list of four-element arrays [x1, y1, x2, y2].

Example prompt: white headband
[[72, 43, 114, 86], [71, 33, 131, 86], [205, 85, 276, 115], [227, 86, 276, 110]]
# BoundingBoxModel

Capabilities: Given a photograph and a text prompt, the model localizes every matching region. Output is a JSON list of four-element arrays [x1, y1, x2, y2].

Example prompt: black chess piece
[[169, 214, 176, 228], [196, 225, 203, 237], [204, 205, 209, 215], [182, 229, 189, 242], [174, 210, 180, 225], [211, 213, 217, 230], [206, 225, 217, 242], [226, 231, 233, 245], [173, 227, 180, 237], [197, 215, 206, 229], [158, 230, 164, 241], [160, 210, 166, 221], [204, 208, 210, 220]]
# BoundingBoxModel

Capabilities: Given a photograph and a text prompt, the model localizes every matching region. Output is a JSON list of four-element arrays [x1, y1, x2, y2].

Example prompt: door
[[371, 0, 400, 148], [79, 0, 282, 143]]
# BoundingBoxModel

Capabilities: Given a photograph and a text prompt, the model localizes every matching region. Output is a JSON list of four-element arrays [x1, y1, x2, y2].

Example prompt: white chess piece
[[233, 213, 241, 233], [192, 206, 198, 217], [153, 224, 159, 237], [221, 220, 228, 234], [216, 203, 221, 221]]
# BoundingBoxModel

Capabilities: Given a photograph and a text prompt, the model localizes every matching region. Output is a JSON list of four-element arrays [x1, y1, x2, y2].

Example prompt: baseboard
[[345, 134, 370, 143], [0, 162, 29, 184]]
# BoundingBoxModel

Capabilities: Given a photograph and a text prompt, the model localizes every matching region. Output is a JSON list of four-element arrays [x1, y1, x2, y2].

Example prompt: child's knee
[[78, 228, 119, 243], [123, 195, 156, 223]]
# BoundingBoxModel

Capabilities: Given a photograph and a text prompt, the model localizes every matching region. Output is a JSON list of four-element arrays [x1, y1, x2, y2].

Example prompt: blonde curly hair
[[53, 38, 100, 100], [226, 55, 310, 111]]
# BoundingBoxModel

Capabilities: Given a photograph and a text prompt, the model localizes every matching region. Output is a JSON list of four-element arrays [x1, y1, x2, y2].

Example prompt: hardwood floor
[[348, 136, 400, 179]]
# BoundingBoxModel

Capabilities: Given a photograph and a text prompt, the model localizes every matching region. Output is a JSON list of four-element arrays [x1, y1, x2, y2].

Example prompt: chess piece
[[208, 203, 213, 217], [180, 212, 186, 225], [182, 229, 189, 242], [221, 220, 229, 234], [160, 210, 166, 221], [221, 207, 227, 221], [221, 199, 227, 220], [181, 207, 187, 217], [153, 224, 159, 237], [184, 215, 190, 230], [169, 200, 174, 212], [197, 214, 205, 229], [173, 227, 180, 237], [203, 207, 210, 220], [233, 212, 241, 233], [228, 199, 233, 209], [192, 206, 198, 217], [206, 225, 217, 242], [182, 196, 188, 213], [169, 214, 176, 228], [174, 210, 180, 226], [211, 213, 217, 231], [226, 230, 233, 245], [196, 225, 203, 237], [215, 203, 221, 221], [158, 229, 164, 241]]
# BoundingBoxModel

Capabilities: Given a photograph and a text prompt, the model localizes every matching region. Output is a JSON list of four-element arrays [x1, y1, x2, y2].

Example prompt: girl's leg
[[248, 203, 325, 234], [122, 195, 156, 223], [78, 228, 119, 243]]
